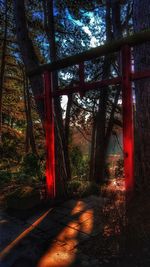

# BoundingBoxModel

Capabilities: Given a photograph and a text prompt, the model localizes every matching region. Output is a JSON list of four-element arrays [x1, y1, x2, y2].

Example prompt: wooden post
[[43, 71, 55, 198], [28, 30, 150, 77], [121, 45, 134, 193]]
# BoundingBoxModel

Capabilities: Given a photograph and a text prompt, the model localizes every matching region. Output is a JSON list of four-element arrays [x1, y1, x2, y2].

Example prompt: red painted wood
[[53, 76, 121, 97], [131, 70, 150, 81], [121, 45, 134, 192], [41, 42, 150, 199], [52, 69, 150, 98], [43, 71, 56, 198]]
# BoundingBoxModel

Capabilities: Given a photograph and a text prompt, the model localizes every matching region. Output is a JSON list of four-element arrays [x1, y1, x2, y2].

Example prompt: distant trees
[[0, 0, 42, 168]]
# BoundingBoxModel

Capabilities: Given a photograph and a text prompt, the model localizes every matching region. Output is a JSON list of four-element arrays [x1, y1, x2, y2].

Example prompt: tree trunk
[[93, 1, 112, 183], [26, 78, 37, 155], [0, 0, 8, 144], [89, 115, 96, 181], [13, 0, 71, 197], [23, 71, 37, 154], [105, 86, 121, 153], [94, 62, 109, 184], [13, 0, 45, 123], [92, 0, 122, 183], [23, 74, 30, 153], [65, 95, 72, 146], [111, 0, 122, 39], [43, 0, 71, 181], [133, 0, 150, 190]]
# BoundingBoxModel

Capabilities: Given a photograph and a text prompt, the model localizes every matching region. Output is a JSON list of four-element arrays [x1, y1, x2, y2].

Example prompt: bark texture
[[23, 75, 37, 155], [133, 0, 150, 189]]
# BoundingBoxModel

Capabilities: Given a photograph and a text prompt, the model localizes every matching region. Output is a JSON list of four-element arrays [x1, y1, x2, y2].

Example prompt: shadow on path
[[0, 182, 131, 267]]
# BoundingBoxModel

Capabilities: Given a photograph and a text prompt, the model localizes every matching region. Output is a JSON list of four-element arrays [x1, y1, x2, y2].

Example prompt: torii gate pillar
[[43, 71, 56, 199], [122, 45, 134, 193]]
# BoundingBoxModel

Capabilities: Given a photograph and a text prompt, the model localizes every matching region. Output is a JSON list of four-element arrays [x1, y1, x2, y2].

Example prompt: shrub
[[67, 180, 100, 198], [16, 173, 33, 184], [70, 146, 89, 178], [0, 170, 12, 184], [21, 153, 41, 178]]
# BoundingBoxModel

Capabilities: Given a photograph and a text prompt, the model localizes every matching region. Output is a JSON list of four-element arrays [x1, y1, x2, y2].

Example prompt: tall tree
[[42, 0, 71, 181], [92, 1, 113, 183], [23, 73, 37, 155], [13, 0, 45, 123], [13, 0, 69, 196], [0, 0, 8, 144], [92, 0, 122, 183], [133, 0, 150, 190]]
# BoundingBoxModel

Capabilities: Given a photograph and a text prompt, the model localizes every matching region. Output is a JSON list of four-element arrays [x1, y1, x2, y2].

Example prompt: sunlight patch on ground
[[70, 200, 86, 215], [37, 201, 94, 267], [37, 242, 76, 267]]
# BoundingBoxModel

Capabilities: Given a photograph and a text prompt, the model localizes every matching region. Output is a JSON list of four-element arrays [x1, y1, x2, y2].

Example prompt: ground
[[0, 179, 150, 267]]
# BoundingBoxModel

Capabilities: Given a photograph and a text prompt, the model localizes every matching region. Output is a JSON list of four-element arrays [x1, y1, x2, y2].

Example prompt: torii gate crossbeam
[[30, 30, 150, 198]]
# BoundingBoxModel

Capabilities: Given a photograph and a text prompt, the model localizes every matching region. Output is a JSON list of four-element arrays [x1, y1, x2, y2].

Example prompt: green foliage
[[16, 173, 34, 184], [20, 153, 42, 179], [70, 146, 89, 178], [0, 151, 45, 185], [0, 170, 12, 184], [1, 132, 20, 160], [67, 179, 99, 198]]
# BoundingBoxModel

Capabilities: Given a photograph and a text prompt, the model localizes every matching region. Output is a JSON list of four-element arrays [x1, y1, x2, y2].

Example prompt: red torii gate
[[29, 30, 150, 198]]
